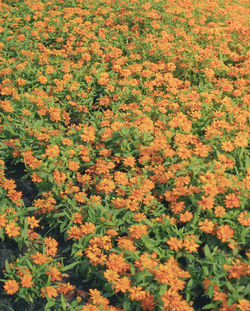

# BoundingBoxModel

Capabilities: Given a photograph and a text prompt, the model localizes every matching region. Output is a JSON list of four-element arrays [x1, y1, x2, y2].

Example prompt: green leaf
[[123, 299, 131, 309], [208, 285, 214, 299], [61, 261, 80, 272], [245, 155, 250, 169], [202, 303, 218, 310], [5, 260, 11, 274], [24, 259, 34, 273], [0, 304, 15, 311], [0, 228, 5, 242], [61, 294, 66, 311], [45, 299, 55, 311], [204, 244, 211, 258]]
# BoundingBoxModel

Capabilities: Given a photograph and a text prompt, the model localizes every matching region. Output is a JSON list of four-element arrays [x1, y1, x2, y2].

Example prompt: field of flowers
[[0, 0, 249, 310]]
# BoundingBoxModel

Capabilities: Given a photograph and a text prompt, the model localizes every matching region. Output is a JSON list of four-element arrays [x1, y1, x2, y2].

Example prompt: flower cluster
[[0, 0, 249, 310]]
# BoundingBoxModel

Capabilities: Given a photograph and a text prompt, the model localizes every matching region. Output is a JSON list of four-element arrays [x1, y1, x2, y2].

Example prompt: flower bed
[[0, 0, 249, 310]]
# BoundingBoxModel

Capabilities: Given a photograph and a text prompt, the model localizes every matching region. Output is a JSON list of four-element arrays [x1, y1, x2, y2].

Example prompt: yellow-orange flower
[[21, 274, 34, 288], [5, 221, 20, 237], [45, 144, 60, 158], [40, 286, 58, 298], [217, 225, 234, 242], [199, 219, 215, 234], [44, 237, 58, 257], [113, 276, 131, 293], [27, 216, 40, 229], [4, 280, 19, 295], [68, 160, 80, 171], [166, 237, 183, 251], [236, 299, 250, 311], [129, 224, 148, 239], [31, 252, 50, 265]]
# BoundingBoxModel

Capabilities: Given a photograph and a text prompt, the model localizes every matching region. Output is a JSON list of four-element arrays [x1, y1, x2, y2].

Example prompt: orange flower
[[79, 304, 99, 311], [179, 211, 193, 222], [21, 274, 34, 288], [38, 75, 47, 84], [22, 150, 41, 169], [80, 124, 96, 143], [142, 2, 151, 10], [217, 225, 234, 242], [104, 269, 119, 283], [194, 143, 212, 157], [221, 140, 234, 152], [89, 289, 109, 307], [134, 213, 147, 222], [236, 299, 250, 311], [1, 178, 16, 191], [85, 245, 107, 266], [4, 280, 19, 295], [106, 253, 130, 273], [183, 238, 199, 253], [5, 221, 20, 237], [166, 237, 183, 251], [73, 212, 84, 224], [197, 196, 214, 210], [46, 66, 54, 75], [67, 225, 83, 240], [31, 252, 50, 265], [224, 259, 248, 280], [16, 78, 26, 86], [129, 224, 148, 239], [33, 195, 56, 214], [96, 178, 116, 194], [98, 72, 110, 86], [117, 237, 136, 251], [75, 191, 86, 203], [123, 156, 136, 167], [113, 276, 131, 293], [225, 193, 241, 208], [31, 173, 42, 183], [106, 229, 118, 236], [40, 286, 58, 298], [46, 266, 62, 282], [45, 144, 60, 158], [57, 282, 75, 294], [44, 237, 58, 257], [161, 288, 193, 311], [7, 189, 23, 206], [134, 253, 159, 272], [199, 219, 215, 233], [17, 34, 25, 41], [27, 216, 40, 229], [238, 211, 250, 226], [214, 205, 226, 217], [129, 286, 146, 301], [53, 169, 66, 183], [62, 138, 73, 146], [114, 171, 128, 185], [27, 229, 38, 241], [68, 160, 80, 171], [170, 201, 186, 214], [48, 107, 61, 122], [141, 291, 156, 311], [0, 214, 7, 228], [80, 222, 96, 235], [234, 133, 248, 148], [203, 68, 215, 79]]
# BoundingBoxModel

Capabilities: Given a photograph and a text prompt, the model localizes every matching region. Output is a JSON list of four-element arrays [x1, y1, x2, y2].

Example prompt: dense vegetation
[[0, 0, 249, 310]]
